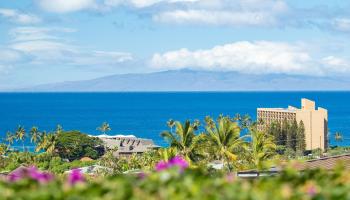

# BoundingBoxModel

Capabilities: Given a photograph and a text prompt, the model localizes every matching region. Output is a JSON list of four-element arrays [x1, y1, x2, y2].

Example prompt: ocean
[[0, 92, 349, 148]]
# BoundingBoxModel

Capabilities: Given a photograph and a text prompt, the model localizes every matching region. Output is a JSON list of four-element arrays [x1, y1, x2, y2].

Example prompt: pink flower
[[155, 156, 189, 172], [155, 161, 169, 171], [304, 182, 318, 197], [306, 185, 317, 197], [7, 167, 26, 182], [7, 166, 54, 184], [28, 167, 54, 184], [168, 156, 189, 171], [67, 169, 85, 185], [225, 173, 235, 183], [137, 172, 147, 179]]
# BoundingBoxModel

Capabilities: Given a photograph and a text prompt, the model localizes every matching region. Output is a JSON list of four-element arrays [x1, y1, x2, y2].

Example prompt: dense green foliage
[[55, 131, 104, 160], [265, 119, 306, 157], [0, 152, 96, 174], [0, 114, 349, 199], [1, 165, 350, 200]]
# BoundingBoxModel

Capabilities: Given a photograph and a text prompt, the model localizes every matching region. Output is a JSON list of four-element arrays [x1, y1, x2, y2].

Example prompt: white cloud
[[154, 0, 288, 26], [103, 0, 200, 8], [0, 49, 21, 63], [332, 18, 350, 32], [9, 27, 76, 42], [35, 0, 289, 27], [37, 0, 97, 13], [154, 10, 278, 26], [151, 41, 325, 75], [322, 56, 350, 73], [11, 40, 75, 52], [0, 8, 41, 24], [2, 26, 133, 67], [69, 51, 133, 66]]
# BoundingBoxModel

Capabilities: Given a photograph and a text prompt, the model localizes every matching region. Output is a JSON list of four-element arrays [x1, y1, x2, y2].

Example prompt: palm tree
[[204, 116, 247, 171], [15, 125, 26, 151], [249, 129, 277, 170], [5, 131, 15, 147], [44, 133, 57, 153], [233, 113, 241, 121], [167, 119, 175, 133], [241, 114, 252, 129], [97, 122, 111, 135], [334, 132, 343, 146], [30, 126, 41, 144], [161, 120, 204, 164], [158, 147, 178, 161], [56, 125, 63, 134], [35, 131, 46, 152], [36, 132, 57, 153]]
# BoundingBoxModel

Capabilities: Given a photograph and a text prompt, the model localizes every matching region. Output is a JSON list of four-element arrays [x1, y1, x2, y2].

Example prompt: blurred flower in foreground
[[155, 156, 189, 172], [7, 166, 54, 183], [303, 181, 319, 197], [225, 173, 235, 183], [155, 161, 169, 171], [28, 166, 54, 183], [68, 169, 85, 185]]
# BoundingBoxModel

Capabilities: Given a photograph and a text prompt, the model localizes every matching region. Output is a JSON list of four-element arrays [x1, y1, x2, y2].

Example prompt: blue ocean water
[[0, 92, 349, 148]]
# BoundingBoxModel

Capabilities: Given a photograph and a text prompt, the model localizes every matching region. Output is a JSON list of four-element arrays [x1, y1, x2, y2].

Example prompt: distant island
[[12, 70, 350, 92]]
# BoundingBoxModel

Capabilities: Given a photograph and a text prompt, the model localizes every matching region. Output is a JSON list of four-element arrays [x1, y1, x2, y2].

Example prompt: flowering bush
[[1, 164, 350, 200], [7, 166, 54, 183], [155, 156, 189, 172]]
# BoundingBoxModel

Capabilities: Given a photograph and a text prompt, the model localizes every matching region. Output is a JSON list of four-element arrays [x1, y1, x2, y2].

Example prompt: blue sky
[[0, 0, 350, 89]]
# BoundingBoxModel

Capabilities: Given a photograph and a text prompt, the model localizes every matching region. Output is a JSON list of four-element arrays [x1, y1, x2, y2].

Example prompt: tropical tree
[[161, 120, 204, 164], [35, 131, 57, 153], [55, 130, 104, 161], [239, 114, 252, 129], [15, 125, 26, 151], [249, 129, 277, 170], [334, 132, 343, 146], [296, 120, 306, 156], [204, 115, 247, 171], [5, 131, 15, 147], [30, 126, 41, 144], [233, 113, 241, 122], [167, 119, 175, 133], [42, 133, 57, 154], [56, 125, 63, 134], [158, 147, 178, 161], [97, 122, 111, 135], [286, 119, 298, 154]]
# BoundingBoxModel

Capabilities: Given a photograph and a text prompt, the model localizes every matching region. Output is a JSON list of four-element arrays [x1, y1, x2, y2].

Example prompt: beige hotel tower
[[257, 98, 328, 150]]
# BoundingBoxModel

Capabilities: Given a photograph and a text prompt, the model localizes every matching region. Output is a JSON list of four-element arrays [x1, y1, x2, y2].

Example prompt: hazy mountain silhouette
[[16, 70, 350, 91]]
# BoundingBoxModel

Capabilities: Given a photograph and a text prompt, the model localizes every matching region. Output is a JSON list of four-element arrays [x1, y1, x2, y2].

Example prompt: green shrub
[[1, 166, 350, 200]]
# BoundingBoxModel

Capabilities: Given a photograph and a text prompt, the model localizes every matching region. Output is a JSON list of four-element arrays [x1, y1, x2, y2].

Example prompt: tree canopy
[[55, 131, 104, 161]]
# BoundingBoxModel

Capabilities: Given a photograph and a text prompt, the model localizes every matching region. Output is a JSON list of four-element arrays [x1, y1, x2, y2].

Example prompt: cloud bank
[[151, 41, 350, 76], [0, 8, 41, 24], [33, 0, 350, 33], [0, 26, 133, 70]]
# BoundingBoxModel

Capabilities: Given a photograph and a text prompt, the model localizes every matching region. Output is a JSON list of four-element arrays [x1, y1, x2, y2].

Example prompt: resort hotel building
[[257, 98, 328, 151]]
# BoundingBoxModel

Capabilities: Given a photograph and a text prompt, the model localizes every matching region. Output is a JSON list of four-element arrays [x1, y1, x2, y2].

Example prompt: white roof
[[94, 134, 136, 138]]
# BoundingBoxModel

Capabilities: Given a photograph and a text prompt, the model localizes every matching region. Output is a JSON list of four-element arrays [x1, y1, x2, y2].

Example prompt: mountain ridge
[[13, 70, 350, 92]]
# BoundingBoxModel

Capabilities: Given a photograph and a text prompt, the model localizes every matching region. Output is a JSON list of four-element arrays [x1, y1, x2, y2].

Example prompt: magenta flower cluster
[[7, 166, 85, 185], [67, 169, 85, 185], [155, 156, 189, 172], [8, 166, 54, 184]]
